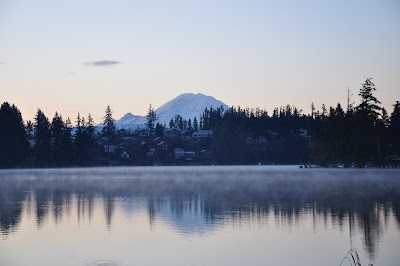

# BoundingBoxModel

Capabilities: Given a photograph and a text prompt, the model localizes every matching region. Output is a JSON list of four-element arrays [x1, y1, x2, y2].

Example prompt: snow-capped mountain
[[114, 93, 229, 129], [115, 113, 147, 130], [155, 93, 229, 125]]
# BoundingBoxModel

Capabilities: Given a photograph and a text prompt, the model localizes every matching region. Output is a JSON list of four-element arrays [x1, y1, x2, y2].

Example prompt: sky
[[1, 0, 399, 123]]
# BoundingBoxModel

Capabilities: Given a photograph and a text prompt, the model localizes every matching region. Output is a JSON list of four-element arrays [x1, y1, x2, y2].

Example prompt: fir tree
[[146, 104, 157, 132], [0, 102, 29, 167], [356, 78, 381, 123], [193, 116, 199, 131], [34, 109, 52, 166], [155, 123, 164, 138], [75, 113, 87, 164], [354, 78, 382, 166], [102, 106, 116, 156], [187, 118, 193, 131], [85, 113, 97, 162], [390, 101, 400, 155], [51, 112, 64, 165], [60, 117, 74, 165]]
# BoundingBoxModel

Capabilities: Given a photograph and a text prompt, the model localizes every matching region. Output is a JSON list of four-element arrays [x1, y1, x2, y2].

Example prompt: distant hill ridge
[[115, 93, 229, 129]]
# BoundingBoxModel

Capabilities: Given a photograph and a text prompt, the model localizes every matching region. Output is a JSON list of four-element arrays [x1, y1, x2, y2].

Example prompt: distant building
[[103, 145, 116, 153], [174, 148, 196, 160], [174, 148, 185, 159]]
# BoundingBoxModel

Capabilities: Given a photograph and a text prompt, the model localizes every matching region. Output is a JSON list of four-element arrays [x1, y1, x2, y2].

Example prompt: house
[[184, 151, 196, 160], [174, 148, 196, 160], [192, 130, 213, 138], [174, 148, 185, 159], [103, 144, 116, 153]]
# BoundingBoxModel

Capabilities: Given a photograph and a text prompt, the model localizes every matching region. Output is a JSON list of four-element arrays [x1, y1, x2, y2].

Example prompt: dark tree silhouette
[[146, 104, 157, 132], [51, 112, 64, 166], [357, 78, 381, 123], [0, 102, 29, 167], [85, 113, 97, 162], [34, 109, 52, 166], [390, 101, 400, 155], [60, 117, 73, 165], [74, 113, 86, 164], [169, 118, 174, 129], [102, 106, 116, 156], [155, 123, 164, 138], [354, 78, 382, 167], [193, 116, 199, 131]]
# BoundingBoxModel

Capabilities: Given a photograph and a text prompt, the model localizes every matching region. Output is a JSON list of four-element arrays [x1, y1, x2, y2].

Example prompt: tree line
[[197, 78, 399, 166], [0, 78, 399, 167]]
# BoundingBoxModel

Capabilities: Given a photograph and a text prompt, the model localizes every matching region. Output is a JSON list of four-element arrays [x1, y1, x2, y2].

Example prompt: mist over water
[[1, 166, 400, 266]]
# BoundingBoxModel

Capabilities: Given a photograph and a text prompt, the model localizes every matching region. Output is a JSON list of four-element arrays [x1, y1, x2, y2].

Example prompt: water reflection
[[1, 167, 400, 261]]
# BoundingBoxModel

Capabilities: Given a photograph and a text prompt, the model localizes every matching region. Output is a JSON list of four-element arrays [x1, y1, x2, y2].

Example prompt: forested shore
[[1, 78, 399, 168]]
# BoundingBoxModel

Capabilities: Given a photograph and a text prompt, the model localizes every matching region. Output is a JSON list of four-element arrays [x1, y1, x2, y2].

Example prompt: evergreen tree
[[173, 115, 183, 130], [102, 106, 116, 155], [356, 78, 381, 123], [60, 118, 74, 165], [102, 106, 116, 139], [354, 78, 382, 166], [75, 113, 83, 135], [34, 109, 52, 166], [85, 113, 97, 162], [51, 112, 64, 165], [0, 102, 29, 167], [75, 113, 87, 164], [146, 104, 157, 132], [178, 117, 184, 130], [183, 119, 188, 131], [155, 123, 164, 138], [187, 118, 193, 131], [169, 118, 174, 129], [193, 116, 199, 131], [26, 120, 34, 139], [390, 101, 400, 155], [381, 107, 390, 128]]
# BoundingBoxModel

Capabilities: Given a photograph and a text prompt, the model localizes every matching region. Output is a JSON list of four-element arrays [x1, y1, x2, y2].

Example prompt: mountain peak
[[155, 93, 229, 124], [122, 112, 134, 117], [115, 93, 229, 129]]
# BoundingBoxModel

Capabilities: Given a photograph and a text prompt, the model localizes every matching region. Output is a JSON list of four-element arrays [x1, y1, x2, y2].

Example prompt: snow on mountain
[[155, 93, 229, 125], [115, 112, 147, 130], [114, 93, 229, 129]]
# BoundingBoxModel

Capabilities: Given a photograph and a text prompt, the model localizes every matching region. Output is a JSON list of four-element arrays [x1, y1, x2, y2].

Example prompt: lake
[[0, 166, 399, 266]]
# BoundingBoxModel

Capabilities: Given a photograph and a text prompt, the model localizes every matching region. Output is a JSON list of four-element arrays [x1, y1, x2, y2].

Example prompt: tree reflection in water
[[1, 167, 399, 261]]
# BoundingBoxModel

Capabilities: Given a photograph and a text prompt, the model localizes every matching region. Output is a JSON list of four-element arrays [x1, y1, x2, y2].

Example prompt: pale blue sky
[[1, 0, 399, 122]]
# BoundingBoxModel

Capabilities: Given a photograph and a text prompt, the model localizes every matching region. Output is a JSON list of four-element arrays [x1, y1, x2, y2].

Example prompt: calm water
[[0, 166, 399, 266]]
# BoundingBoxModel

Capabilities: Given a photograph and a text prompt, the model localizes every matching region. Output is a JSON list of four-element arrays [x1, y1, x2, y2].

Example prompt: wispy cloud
[[82, 60, 122, 67]]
